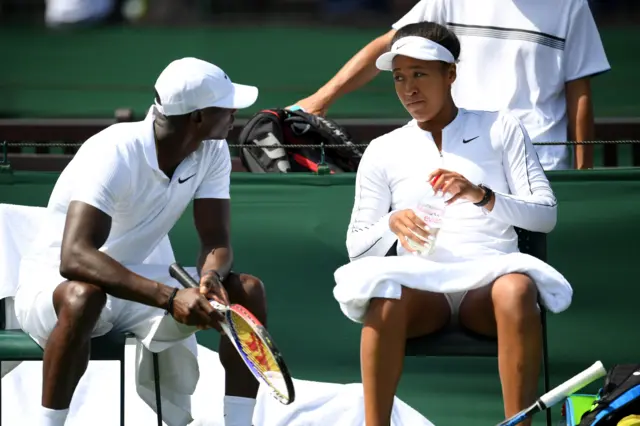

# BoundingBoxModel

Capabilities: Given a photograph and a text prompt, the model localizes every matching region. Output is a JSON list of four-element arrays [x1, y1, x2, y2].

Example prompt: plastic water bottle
[[406, 186, 446, 255]]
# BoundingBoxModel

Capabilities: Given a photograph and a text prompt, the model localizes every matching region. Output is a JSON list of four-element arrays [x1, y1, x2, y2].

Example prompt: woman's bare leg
[[458, 274, 541, 426], [361, 287, 450, 426]]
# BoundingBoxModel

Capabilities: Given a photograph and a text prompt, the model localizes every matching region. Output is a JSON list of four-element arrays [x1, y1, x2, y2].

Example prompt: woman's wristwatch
[[474, 184, 494, 207]]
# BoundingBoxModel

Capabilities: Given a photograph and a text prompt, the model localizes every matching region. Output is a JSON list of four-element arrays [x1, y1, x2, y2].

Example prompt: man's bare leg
[[459, 274, 542, 426], [39, 281, 106, 425], [361, 287, 450, 426], [219, 273, 267, 426]]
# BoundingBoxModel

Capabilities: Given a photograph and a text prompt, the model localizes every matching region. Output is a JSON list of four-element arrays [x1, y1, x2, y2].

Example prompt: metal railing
[[1, 112, 639, 171]]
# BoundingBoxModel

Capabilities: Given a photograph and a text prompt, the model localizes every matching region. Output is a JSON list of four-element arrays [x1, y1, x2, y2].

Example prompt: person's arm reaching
[[346, 143, 398, 260], [484, 114, 558, 233], [293, 30, 395, 116], [293, 0, 443, 116], [563, 0, 610, 169]]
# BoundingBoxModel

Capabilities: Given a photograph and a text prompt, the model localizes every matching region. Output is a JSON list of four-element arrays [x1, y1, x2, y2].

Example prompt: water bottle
[[406, 185, 446, 255]]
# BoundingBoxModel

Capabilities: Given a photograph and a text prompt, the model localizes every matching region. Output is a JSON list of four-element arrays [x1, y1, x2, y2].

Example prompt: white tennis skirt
[[333, 251, 573, 324]]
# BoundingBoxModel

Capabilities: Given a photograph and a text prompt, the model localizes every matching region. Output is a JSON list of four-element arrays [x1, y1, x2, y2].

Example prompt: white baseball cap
[[376, 36, 455, 71], [154, 57, 258, 116]]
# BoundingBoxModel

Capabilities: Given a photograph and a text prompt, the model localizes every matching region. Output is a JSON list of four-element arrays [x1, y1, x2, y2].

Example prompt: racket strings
[[229, 311, 289, 398]]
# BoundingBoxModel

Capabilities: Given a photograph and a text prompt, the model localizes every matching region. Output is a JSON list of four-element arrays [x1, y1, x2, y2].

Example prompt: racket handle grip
[[169, 263, 199, 289], [540, 361, 606, 407]]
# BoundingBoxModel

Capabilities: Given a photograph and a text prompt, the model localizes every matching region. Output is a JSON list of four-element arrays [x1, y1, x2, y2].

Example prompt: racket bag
[[237, 108, 363, 173], [578, 364, 640, 425]]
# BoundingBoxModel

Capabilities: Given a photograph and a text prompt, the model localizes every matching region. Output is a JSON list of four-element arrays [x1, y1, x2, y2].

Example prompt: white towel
[[0, 204, 44, 301], [127, 265, 203, 426], [252, 378, 434, 426], [1, 344, 435, 425], [333, 252, 573, 323]]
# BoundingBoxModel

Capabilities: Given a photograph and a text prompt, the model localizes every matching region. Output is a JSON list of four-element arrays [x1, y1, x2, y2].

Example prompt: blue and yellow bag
[[564, 364, 640, 425]]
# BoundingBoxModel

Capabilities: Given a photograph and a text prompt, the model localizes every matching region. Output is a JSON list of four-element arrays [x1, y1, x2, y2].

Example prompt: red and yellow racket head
[[226, 304, 295, 404]]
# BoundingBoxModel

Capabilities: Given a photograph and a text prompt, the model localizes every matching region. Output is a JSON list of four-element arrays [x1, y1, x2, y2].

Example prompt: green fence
[[1, 170, 639, 425]]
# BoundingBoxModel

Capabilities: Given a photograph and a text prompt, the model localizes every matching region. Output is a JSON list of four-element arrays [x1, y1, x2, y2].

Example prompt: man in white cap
[[293, 0, 610, 171], [14, 57, 263, 426]]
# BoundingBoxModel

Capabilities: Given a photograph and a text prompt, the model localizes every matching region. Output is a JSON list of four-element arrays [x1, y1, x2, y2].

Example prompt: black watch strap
[[474, 184, 493, 207]]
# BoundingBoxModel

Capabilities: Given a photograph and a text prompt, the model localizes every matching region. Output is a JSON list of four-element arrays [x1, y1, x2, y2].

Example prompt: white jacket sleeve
[[485, 114, 558, 233], [346, 144, 398, 260]]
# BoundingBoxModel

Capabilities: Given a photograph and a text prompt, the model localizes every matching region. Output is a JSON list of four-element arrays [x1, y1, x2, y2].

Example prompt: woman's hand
[[389, 209, 431, 253], [428, 169, 486, 205]]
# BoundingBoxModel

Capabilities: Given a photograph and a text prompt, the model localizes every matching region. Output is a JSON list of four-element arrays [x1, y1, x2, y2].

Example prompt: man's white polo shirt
[[27, 113, 231, 266], [392, 0, 611, 170]]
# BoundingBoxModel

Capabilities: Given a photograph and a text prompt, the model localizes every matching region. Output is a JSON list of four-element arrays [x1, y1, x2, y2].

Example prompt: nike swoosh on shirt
[[463, 136, 479, 144], [178, 174, 196, 184]]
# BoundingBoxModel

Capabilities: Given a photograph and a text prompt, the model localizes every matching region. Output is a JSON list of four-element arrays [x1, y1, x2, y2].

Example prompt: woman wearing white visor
[[332, 22, 573, 426]]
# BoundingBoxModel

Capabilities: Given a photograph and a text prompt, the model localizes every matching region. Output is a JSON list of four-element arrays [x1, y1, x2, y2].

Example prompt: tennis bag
[[577, 364, 640, 425], [564, 394, 599, 426], [237, 108, 363, 173]]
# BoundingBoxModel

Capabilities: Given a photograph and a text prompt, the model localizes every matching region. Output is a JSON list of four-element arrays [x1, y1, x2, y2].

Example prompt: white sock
[[224, 395, 256, 426], [37, 406, 69, 426]]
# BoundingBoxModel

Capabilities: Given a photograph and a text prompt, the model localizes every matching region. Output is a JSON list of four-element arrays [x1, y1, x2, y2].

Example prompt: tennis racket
[[496, 361, 607, 426], [168, 263, 296, 405]]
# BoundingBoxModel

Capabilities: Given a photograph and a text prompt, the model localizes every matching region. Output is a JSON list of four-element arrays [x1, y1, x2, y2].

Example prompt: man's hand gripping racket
[[497, 361, 607, 425], [169, 263, 296, 405]]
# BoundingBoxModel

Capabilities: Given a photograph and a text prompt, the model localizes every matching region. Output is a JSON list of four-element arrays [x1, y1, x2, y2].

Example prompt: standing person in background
[[293, 0, 611, 170], [45, 0, 114, 27]]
